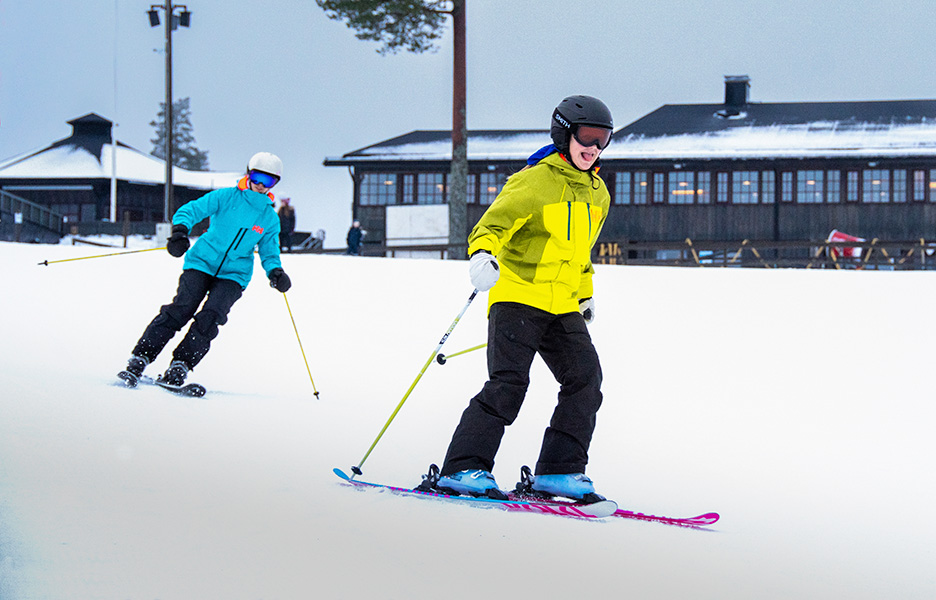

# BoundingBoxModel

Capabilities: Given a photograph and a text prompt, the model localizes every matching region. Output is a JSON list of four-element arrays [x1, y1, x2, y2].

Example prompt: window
[[761, 171, 775, 204], [825, 171, 841, 203], [479, 172, 506, 205], [614, 172, 632, 205], [417, 173, 446, 205], [668, 171, 695, 205], [402, 174, 414, 204], [361, 173, 397, 206], [697, 172, 711, 204], [892, 170, 907, 203], [633, 172, 649, 204], [913, 170, 926, 202], [717, 172, 729, 203], [846, 171, 859, 202], [467, 174, 476, 204], [781, 172, 794, 203], [732, 171, 759, 204], [797, 170, 824, 203], [863, 169, 890, 203], [653, 173, 665, 203], [929, 170, 936, 202]]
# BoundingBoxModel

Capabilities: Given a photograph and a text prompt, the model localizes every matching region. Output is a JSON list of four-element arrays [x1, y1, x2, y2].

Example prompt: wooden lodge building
[[324, 76, 936, 266]]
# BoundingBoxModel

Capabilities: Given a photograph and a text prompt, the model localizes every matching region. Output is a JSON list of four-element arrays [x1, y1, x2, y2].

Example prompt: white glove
[[469, 251, 500, 291], [579, 297, 595, 324]]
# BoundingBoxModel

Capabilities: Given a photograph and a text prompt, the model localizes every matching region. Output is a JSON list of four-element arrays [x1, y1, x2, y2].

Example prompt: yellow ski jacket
[[467, 151, 610, 315]]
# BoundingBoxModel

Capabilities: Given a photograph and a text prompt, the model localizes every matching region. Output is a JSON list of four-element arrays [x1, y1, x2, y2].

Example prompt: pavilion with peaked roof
[[0, 113, 239, 237]]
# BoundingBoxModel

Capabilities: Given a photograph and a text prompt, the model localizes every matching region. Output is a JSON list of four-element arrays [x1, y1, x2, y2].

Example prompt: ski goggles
[[248, 169, 280, 189], [572, 125, 613, 150]]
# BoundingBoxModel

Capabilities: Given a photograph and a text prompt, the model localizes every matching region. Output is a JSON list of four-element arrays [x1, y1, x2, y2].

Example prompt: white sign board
[[386, 204, 449, 247]]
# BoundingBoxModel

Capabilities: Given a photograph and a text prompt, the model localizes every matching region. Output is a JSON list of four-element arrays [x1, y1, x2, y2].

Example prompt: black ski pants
[[132, 269, 243, 370], [440, 302, 603, 477]]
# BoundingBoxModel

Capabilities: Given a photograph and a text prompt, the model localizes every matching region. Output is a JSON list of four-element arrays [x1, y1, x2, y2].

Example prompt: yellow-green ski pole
[[436, 343, 487, 365], [350, 288, 479, 479], [283, 292, 320, 399], [38, 246, 165, 266]]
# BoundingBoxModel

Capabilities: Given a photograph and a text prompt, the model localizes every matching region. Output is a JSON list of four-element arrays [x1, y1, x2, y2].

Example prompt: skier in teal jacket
[[174, 173, 283, 289], [117, 152, 292, 389]]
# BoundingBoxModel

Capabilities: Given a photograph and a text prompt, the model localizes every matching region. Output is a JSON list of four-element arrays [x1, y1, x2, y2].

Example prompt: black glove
[[166, 224, 190, 257], [269, 267, 291, 293]]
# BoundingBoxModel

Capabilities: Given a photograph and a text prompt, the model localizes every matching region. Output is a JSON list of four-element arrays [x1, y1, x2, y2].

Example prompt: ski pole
[[351, 288, 479, 478], [283, 292, 320, 399], [436, 343, 487, 365], [38, 246, 166, 266]]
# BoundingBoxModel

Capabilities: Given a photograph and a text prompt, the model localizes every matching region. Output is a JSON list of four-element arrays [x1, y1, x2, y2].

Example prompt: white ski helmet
[[247, 152, 283, 177]]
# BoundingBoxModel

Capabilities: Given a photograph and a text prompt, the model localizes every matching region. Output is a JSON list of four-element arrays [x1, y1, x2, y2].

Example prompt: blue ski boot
[[531, 471, 607, 503], [435, 468, 508, 500]]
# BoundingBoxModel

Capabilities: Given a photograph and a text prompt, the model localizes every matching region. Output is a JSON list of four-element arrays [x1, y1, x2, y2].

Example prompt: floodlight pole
[[164, 2, 173, 223], [148, 3, 190, 223]]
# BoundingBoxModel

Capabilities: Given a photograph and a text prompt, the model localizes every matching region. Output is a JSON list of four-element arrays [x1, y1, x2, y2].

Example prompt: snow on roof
[[600, 121, 936, 160], [325, 131, 551, 164], [330, 122, 936, 164], [0, 142, 241, 189]]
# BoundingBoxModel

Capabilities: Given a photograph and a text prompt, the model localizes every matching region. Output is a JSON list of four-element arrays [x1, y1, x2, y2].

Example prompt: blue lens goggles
[[248, 170, 280, 189]]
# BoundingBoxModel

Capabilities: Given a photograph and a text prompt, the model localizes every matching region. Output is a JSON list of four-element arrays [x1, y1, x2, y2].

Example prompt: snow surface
[[1, 240, 934, 599]]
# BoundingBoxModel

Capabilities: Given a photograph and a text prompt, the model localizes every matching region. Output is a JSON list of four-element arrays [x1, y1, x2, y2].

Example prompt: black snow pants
[[440, 301, 603, 477], [132, 269, 243, 370]]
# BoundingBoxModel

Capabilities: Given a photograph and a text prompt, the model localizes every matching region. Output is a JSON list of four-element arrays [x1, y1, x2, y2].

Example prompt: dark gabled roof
[[615, 100, 936, 139]]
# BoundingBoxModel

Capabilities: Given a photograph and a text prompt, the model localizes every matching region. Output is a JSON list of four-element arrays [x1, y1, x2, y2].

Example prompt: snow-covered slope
[[1, 241, 933, 599]]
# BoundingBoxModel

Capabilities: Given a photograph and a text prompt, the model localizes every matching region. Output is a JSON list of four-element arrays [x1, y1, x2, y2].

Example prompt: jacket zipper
[[214, 228, 248, 277], [567, 201, 572, 241]]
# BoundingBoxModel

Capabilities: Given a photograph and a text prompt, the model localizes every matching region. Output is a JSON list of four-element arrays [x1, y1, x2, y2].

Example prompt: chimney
[[724, 75, 750, 108]]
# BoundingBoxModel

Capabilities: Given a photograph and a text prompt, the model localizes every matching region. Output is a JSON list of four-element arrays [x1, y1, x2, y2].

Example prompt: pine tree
[[316, 0, 468, 258], [150, 97, 210, 171]]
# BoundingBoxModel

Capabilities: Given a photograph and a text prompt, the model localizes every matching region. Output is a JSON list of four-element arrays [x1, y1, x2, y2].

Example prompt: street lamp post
[[147, 3, 191, 223]]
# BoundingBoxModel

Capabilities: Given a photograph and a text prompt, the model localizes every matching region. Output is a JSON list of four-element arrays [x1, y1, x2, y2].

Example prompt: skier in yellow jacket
[[434, 95, 613, 501]]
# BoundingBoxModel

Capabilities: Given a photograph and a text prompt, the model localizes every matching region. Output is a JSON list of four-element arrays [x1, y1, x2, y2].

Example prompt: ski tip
[[333, 468, 351, 480]]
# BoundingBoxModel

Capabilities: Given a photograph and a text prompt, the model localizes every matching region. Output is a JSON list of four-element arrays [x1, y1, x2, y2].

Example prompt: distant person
[[117, 152, 292, 389], [278, 197, 296, 252], [430, 96, 614, 502], [346, 219, 365, 255]]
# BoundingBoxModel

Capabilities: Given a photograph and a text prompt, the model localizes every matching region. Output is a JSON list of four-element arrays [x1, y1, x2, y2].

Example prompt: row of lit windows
[[359, 172, 507, 206], [614, 168, 936, 205], [360, 168, 936, 207]]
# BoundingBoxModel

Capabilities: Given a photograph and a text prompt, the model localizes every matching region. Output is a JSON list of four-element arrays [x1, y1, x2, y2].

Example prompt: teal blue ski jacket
[[172, 177, 282, 289]]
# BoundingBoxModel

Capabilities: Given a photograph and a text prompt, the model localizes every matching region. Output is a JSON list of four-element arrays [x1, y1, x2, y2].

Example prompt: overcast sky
[[2, 0, 935, 243]]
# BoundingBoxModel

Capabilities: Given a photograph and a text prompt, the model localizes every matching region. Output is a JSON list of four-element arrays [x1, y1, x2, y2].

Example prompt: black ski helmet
[[550, 95, 614, 154]]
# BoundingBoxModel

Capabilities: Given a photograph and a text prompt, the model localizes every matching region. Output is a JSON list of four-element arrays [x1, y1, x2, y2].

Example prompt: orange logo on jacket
[[590, 206, 603, 224]]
